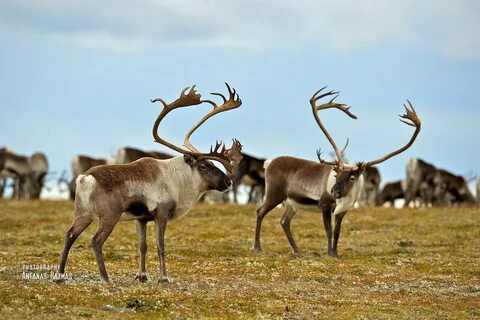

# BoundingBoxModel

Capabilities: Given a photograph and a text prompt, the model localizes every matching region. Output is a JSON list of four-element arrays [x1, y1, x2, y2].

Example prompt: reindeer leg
[[58, 215, 93, 276], [321, 206, 333, 257], [253, 198, 283, 253], [91, 217, 118, 283], [154, 212, 169, 283], [280, 204, 299, 255], [247, 185, 255, 204], [332, 211, 348, 258], [135, 219, 148, 282]]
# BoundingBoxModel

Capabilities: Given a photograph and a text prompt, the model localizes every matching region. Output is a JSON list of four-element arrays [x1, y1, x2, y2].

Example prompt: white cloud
[[0, 0, 478, 57]]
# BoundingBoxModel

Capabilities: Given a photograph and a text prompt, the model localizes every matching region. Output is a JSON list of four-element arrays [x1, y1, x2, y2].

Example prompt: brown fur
[[85, 158, 159, 193], [254, 156, 363, 257], [265, 156, 332, 199]]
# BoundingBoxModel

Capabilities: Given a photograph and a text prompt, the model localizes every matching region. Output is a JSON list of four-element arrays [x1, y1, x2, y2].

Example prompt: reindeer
[[253, 87, 421, 257], [378, 181, 405, 207], [58, 83, 243, 283], [0, 149, 48, 199], [229, 153, 266, 204], [115, 147, 173, 165], [358, 166, 381, 207], [476, 178, 480, 203], [433, 169, 475, 206], [67, 155, 114, 199], [404, 158, 437, 207]]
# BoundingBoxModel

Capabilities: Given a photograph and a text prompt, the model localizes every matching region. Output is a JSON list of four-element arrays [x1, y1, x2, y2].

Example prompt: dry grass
[[0, 199, 479, 319]]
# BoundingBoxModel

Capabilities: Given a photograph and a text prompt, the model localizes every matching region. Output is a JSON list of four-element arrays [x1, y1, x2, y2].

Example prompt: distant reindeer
[[253, 87, 421, 257], [115, 147, 173, 165], [68, 155, 114, 199], [0, 149, 48, 199], [378, 181, 405, 206], [229, 153, 266, 204], [476, 178, 480, 203], [358, 166, 381, 207], [404, 158, 437, 207], [58, 83, 243, 283], [433, 169, 475, 206]]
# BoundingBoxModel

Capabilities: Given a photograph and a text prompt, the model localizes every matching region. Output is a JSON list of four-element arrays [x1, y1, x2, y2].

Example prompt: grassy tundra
[[0, 200, 478, 319]]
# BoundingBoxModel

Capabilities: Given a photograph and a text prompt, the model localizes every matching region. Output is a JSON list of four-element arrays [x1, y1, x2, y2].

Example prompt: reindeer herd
[[0, 83, 478, 283], [359, 158, 477, 207]]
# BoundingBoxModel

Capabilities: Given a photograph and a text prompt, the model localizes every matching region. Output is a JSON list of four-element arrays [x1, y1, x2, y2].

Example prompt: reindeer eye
[[200, 164, 207, 170], [350, 176, 356, 181]]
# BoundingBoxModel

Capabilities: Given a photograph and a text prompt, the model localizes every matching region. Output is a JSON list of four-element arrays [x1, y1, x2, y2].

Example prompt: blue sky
[[0, 0, 479, 197]]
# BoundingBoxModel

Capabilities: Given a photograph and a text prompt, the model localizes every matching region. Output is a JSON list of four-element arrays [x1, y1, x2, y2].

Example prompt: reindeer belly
[[285, 196, 320, 213], [241, 175, 257, 186], [120, 201, 155, 221]]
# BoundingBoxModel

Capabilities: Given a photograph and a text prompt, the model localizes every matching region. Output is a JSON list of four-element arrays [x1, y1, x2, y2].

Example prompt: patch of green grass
[[0, 200, 479, 319]]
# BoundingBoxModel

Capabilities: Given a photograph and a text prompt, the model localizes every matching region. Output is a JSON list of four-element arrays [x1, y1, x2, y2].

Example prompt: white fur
[[285, 168, 364, 215], [76, 174, 96, 204], [264, 159, 272, 169], [333, 174, 364, 215], [120, 157, 205, 221], [407, 158, 418, 180]]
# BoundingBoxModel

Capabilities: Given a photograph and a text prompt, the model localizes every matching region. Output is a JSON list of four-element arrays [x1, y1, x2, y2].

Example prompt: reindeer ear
[[355, 162, 366, 174], [183, 154, 197, 168]]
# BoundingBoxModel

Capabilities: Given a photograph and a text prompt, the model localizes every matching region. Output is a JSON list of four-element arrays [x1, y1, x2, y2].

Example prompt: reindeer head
[[151, 83, 243, 193], [310, 87, 421, 200]]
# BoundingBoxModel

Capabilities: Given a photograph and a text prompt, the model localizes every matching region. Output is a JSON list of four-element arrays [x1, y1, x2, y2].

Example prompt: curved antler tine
[[407, 99, 416, 113], [225, 82, 233, 95], [150, 97, 167, 107], [399, 119, 415, 127], [366, 100, 421, 166], [341, 138, 349, 154], [316, 149, 322, 162], [316, 148, 337, 166], [210, 92, 227, 103], [329, 94, 339, 103], [180, 86, 190, 97], [187, 85, 197, 95], [312, 86, 327, 100]]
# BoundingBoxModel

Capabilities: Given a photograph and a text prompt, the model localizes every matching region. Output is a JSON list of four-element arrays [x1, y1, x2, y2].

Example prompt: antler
[[183, 82, 242, 153], [205, 139, 243, 173], [365, 100, 421, 166], [151, 84, 243, 173], [310, 87, 357, 169], [151, 85, 203, 155]]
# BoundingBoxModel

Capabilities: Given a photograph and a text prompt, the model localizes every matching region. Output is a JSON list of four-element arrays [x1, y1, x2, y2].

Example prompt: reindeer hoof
[[53, 278, 66, 284], [251, 246, 262, 254], [158, 276, 171, 283], [135, 273, 148, 283], [328, 252, 339, 259]]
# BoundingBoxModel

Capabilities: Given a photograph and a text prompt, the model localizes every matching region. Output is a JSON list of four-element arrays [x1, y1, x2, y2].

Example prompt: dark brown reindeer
[[0, 149, 49, 199], [378, 180, 405, 206], [358, 166, 381, 207], [115, 147, 173, 165], [433, 169, 475, 206], [253, 87, 421, 257], [67, 155, 114, 199], [58, 83, 243, 283], [229, 153, 266, 203], [404, 158, 437, 207]]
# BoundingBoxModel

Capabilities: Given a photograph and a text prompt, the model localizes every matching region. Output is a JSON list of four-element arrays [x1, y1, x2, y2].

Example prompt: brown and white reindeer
[[58, 83, 243, 283], [253, 87, 421, 257]]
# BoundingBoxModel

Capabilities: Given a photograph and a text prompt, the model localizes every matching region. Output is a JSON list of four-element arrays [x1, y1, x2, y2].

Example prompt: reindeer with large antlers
[[58, 83, 242, 283], [253, 87, 421, 257]]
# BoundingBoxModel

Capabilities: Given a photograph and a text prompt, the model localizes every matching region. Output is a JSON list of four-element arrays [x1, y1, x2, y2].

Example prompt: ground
[[0, 200, 478, 319]]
